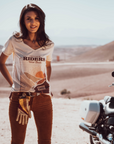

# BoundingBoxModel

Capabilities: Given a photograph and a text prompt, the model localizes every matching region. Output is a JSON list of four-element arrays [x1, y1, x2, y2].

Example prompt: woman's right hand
[[0, 52, 13, 86]]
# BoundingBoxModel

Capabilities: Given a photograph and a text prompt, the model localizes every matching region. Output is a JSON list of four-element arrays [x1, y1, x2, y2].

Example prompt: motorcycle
[[79, 72, 114, 144]]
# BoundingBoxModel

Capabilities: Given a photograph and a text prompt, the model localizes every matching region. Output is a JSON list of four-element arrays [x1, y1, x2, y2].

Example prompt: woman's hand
[[0, 53, 13, 86]]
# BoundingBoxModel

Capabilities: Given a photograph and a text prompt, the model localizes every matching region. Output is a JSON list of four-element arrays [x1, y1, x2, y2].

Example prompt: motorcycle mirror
[[112, 71, 114, 77]]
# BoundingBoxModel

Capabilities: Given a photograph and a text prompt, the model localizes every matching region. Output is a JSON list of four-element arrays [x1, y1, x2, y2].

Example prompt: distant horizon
[[0, 43, 100, 48], [54, 44, 99, 48]]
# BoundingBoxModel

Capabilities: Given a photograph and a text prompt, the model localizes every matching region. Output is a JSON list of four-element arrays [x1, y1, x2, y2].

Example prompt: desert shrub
[[109, 56, 114, 61], [60, 89, 71, 95]]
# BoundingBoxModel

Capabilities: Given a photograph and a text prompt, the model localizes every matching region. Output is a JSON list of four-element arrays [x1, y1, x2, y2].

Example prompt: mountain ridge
[[68, 41, 114, 62]]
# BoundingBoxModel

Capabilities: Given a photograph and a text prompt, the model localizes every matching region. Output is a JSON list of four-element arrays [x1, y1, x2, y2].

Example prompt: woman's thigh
[[9, 93, 27, 144], [31, 94, 53, 144]]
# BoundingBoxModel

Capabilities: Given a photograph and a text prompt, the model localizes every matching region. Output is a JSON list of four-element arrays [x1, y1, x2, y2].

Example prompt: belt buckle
[[19, 92, 27, 99], [22, 92, 27, 97]]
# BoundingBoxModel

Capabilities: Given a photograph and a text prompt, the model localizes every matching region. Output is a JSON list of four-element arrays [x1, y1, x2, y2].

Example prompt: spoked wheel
[[90, 135, 101, 144]]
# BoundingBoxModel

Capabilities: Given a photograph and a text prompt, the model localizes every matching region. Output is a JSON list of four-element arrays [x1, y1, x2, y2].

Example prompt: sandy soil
[[0, 97, 89, 144], [0, 63, 114, 144], [51, 63, 114, 100]]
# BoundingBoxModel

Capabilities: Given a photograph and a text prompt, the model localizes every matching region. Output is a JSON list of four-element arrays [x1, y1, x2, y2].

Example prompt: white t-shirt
[[2, 36, 54, 92]]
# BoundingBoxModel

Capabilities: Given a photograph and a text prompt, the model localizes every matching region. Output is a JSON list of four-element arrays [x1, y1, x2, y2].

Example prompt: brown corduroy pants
[[9, 92, 53, 144]]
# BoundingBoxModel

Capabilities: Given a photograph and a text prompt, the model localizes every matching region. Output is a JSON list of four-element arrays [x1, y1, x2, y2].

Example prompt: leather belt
[[11, 92, 40, 98]]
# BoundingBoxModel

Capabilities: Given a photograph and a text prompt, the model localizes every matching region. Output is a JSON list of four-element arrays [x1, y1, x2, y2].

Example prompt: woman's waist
[[10, 92, 52, 106], [11, 91, 40, 97]]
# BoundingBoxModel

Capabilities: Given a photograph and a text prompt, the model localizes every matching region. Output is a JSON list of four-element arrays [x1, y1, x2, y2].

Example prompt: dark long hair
[[14, 3, 50, 47]]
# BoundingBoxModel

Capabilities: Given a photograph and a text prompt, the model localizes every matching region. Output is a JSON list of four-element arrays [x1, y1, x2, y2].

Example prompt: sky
[[0, 0, 114, 46]]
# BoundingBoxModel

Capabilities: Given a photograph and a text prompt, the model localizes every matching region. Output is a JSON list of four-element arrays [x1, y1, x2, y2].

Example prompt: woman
[[0, 3, 54, 144]]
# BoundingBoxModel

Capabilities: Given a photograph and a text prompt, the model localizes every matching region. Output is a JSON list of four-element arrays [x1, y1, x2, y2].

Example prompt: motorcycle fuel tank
[[80, 100, 100, 124]]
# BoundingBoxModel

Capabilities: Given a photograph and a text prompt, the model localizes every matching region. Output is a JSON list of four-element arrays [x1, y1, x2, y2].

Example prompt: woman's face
[[24, 11, 40, 34]]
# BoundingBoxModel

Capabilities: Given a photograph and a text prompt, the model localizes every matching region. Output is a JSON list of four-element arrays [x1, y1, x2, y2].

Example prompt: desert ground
[[0, 62, 114, 144]]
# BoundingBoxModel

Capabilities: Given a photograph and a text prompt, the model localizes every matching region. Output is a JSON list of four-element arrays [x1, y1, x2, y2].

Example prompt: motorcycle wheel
[[90, 135, 101, 144]]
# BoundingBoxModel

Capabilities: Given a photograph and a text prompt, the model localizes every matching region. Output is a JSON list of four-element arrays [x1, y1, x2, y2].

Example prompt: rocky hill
[[52, 45, 95, 62], [68, 41, 114, 62]]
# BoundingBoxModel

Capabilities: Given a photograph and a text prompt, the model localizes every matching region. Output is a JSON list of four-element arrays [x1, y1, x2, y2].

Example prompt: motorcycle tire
[[90, 135, 101, 144]]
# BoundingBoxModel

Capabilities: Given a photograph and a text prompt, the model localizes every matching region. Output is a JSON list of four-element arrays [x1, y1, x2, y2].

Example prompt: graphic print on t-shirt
[[24, 71, 46, 85], [20, 56, 47, 92]]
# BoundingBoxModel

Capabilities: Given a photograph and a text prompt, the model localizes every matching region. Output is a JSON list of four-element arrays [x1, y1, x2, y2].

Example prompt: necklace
[[27, 37, 36, 44], [32, 40, 36, 44]]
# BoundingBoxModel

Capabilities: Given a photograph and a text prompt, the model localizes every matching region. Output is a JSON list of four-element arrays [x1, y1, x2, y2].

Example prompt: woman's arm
[[46, 60, 53, 96], [46, 60, 51, 81], [0, 53, 13, 86]]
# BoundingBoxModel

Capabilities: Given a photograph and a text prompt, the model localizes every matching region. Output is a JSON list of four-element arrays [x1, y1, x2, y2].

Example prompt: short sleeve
[[46, 42, 54, 61], [2, 37, 14, 56], [46, 53, 52, 61]]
